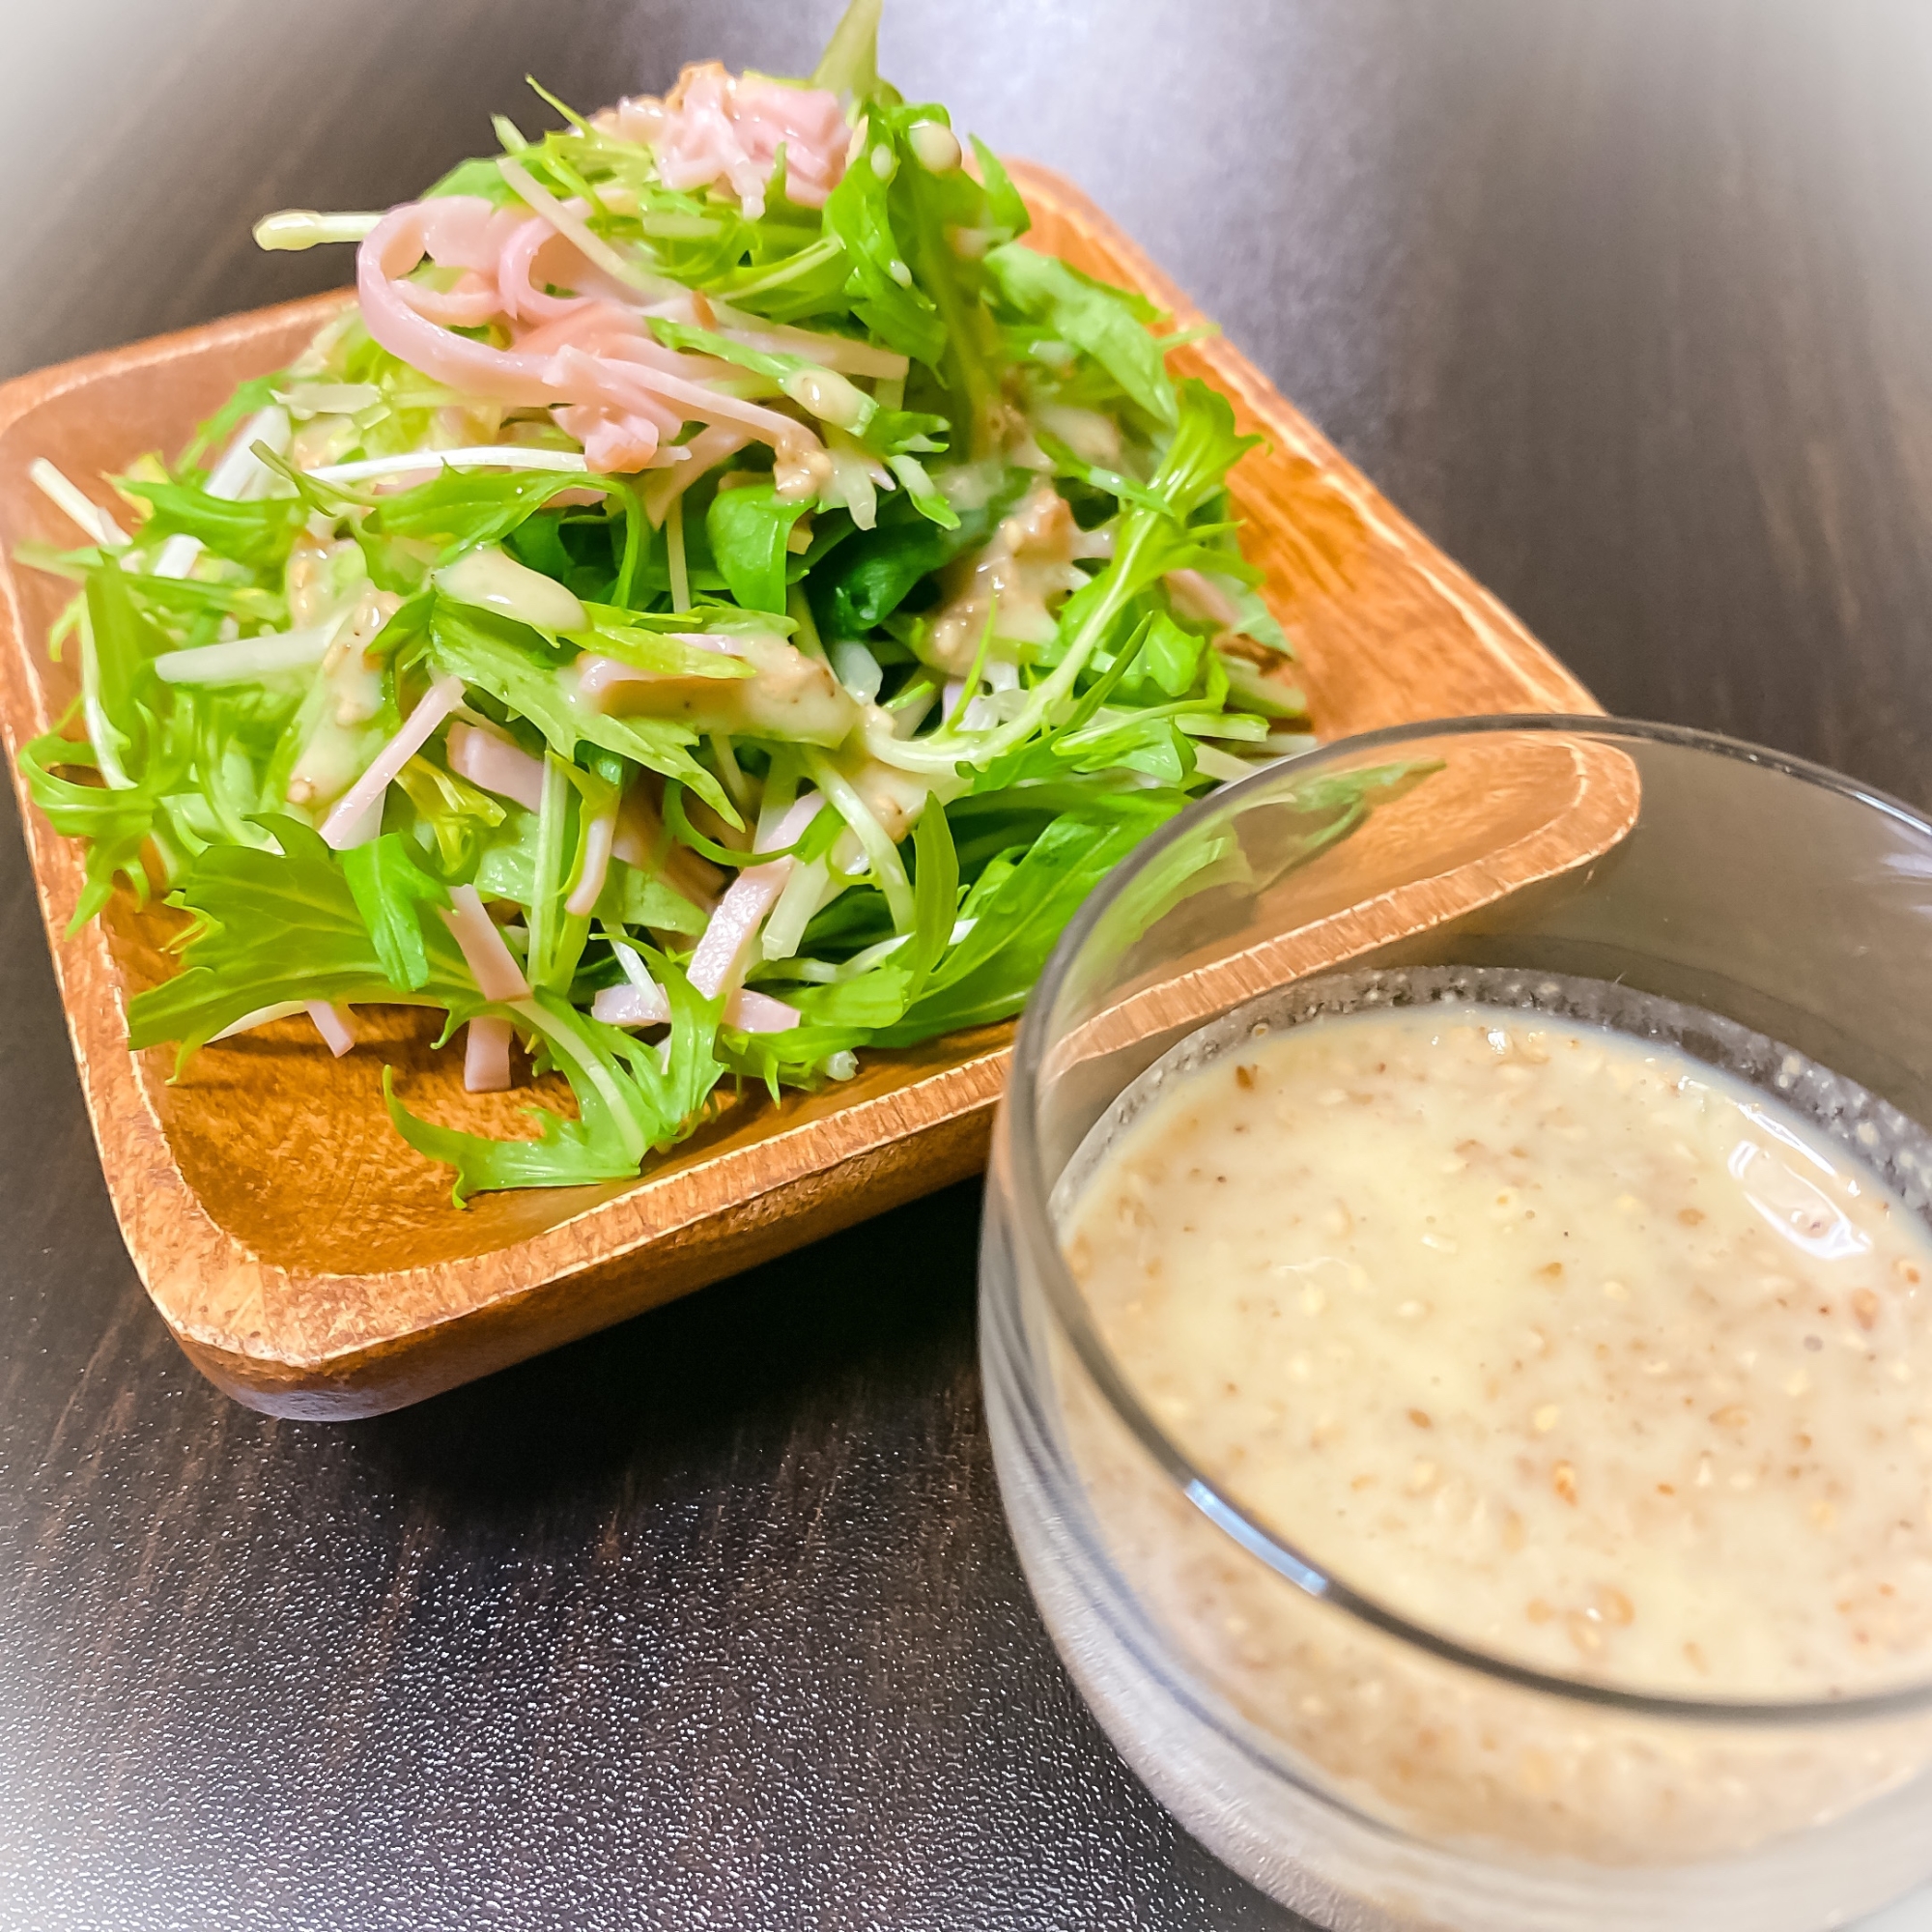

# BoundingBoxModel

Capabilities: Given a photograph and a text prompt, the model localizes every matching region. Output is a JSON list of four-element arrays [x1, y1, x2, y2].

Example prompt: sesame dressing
[[1065, 1003, 1932, 1700]]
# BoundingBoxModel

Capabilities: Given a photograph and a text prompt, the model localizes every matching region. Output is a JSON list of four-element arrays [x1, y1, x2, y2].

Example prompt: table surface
[[6, 3, 1932, 1927]]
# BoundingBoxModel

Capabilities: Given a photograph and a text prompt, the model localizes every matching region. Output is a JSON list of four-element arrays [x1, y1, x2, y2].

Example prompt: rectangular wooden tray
[[0, 162, 1597, 1418]]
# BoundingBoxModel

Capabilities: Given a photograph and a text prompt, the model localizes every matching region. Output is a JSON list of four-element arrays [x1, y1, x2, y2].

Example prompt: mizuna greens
[[18, 0, 1354, 1203]]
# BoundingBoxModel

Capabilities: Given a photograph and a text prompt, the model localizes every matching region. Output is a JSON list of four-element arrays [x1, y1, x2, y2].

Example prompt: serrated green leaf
[[342, 833, 449, 990], [984, 242, 1175, 424]]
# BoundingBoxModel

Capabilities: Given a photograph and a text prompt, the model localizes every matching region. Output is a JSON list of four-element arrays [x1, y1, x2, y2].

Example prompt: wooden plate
[[0, 162, 1599, 1418]]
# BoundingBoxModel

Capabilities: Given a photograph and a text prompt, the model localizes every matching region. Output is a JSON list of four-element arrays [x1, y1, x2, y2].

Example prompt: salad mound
[[17, 1, 1328, 1203]]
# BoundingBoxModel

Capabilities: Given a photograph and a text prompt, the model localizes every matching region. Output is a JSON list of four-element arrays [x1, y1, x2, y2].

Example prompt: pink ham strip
[[320, 675, 467, 849], [686, 794, 821, 1001], [543, 351, 670, 469], [498, 160, 676, 300], [574, 638, 744, 708], [356, 186, 826, 478], [327, 791, 387, 853], [446, 721, 545, 812], [566, 808, 617, 917], [305, 1001, 357, 1057], [640, 425, 750, 524], [418, 195, 528, 271], [359, 201, 574, 409], [612, 783, 665, 870], [589, 980, 794, 1033], [398, 273, 503, 328], [591, 981, 670, 1028], [611, 784, 724, 913], [509, 296, 649, 358], [554, 408, 662, 474], [625, 66, 848, 215], [1166, 568, 1242, 630], [726, 988, 800, 1034], [497, 217, 599, 324], [440, 884, 531, 1002], [464, 1015, 514, 1093], [551, 342, 817, 463]]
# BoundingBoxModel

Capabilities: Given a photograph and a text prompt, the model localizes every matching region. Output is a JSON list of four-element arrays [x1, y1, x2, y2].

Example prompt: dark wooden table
[[5, 4, 1932, 1927]]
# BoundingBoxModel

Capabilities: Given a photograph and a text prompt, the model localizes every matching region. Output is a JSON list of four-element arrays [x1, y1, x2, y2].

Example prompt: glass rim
[[1004, 712, 1932, 1727]]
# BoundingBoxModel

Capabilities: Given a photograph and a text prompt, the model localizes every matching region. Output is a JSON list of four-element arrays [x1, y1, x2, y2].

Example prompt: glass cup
[[980, 717, 1932, 1932]]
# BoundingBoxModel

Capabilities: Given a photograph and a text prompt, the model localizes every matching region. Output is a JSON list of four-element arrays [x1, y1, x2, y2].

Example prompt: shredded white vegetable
[[759, 858, 833, 962], [28, 461, 128, 549], [307, 446, 591, 485], [156, 407, 292, 581], [253, 210, 384, 251], [210, 1000, 306, 1041], [1191, 743, 1260, 784], [829, 640, 884, 703], [154, 622, 341, 686], [611, 941, 661, 993], [805, 751, 913, 930]]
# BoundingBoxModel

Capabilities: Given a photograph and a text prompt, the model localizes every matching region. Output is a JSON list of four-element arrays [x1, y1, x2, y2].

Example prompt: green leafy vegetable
[[126, 816, 470, 1057], [706, 481, 814, 614], [19, 732, 172, 930], [342, 833, 450, 990], [822, 126, 950, 369], [984, 243, 1177, 425], [118, 478, 304, 571], [15, 0, 1331, 1203]]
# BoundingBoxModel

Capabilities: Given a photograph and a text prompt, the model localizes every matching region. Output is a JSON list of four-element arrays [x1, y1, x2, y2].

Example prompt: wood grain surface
[[3, 3, 1931, 1928]]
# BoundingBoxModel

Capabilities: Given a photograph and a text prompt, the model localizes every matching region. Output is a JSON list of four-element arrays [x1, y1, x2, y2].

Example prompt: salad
[[17, 0, 1333, 1203]]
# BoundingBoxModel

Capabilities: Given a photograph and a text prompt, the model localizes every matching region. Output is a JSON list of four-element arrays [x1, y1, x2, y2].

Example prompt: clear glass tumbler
[[980, 717, 1932, 1932]]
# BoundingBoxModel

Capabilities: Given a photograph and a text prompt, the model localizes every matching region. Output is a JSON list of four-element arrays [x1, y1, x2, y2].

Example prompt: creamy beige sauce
[[436, 543, 589, 636], [925, 481, 1107, 669], [284, 583, 398, 808], [582, 633, 857, 747], [1065, 1004, 1932, 1702]]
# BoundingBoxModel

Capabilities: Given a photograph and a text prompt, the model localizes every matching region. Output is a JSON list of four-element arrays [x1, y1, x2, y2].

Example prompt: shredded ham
[[574, 634, 743, 706], [611, 781, 724, 911], [1166, 567, 1243, 631], [305, 1001, 357, 1057], [446, 721, 545, 812], [686, 794, 821, 1000], [341, 65, 861, 482], [591, 980, 796, 1033], [610, 787, 660, 872], [358, 202, 556, 405], [566, 807, 618, 917], [354, 182, 829, 479], [639, 425, 751, 525], [497, 216, 598, 324], [607, 64, 848, 217], [726, 988, 801, 1033], [327, 792, 387, 851], [440, 885, 532, 1002], [319, 674, 467, 849], [399, 272, 503, 328], [497, 158, 673, 302], [464, 1014, 514, 1093]]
